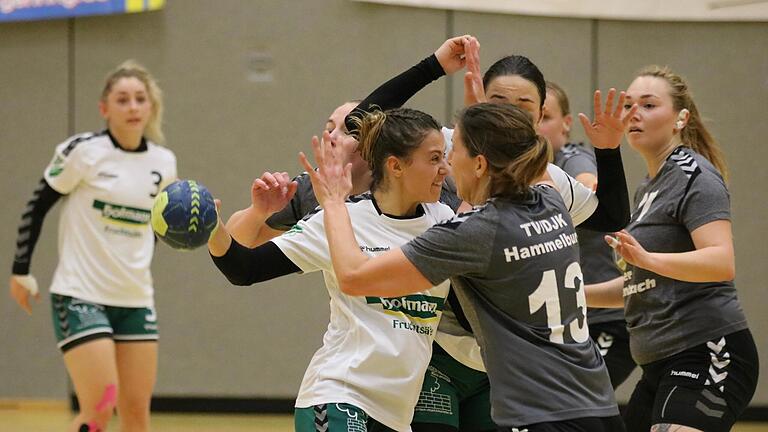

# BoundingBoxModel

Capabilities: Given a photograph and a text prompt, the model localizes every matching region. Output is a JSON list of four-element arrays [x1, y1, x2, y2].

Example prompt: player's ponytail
[[353, 108, 442, 192], [457, 103, 551, 201], [102, 60, 165, 145]]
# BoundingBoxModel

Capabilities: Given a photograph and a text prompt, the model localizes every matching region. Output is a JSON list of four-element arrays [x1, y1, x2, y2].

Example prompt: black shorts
[[623, 328, 759, 432], [499, 415, 626, 432], [589, 320, 636, 388]]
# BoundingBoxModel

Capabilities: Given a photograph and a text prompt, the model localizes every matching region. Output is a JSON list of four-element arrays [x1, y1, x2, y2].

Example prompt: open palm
[[300, 131, 352, 208], [578, 89, 637, 149]]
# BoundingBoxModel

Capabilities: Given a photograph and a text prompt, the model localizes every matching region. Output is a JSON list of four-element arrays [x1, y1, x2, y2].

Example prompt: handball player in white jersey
[[209, 108, 455, 432], [9, 61, 177, 432]]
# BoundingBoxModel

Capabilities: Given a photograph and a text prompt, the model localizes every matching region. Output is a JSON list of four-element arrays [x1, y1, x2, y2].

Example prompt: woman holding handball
[[9, 61, 176, 432]]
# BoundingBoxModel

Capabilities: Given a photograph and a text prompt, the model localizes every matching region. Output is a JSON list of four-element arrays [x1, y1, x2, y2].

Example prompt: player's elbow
[[225, 274, 253, 286], [721, 261, 736, 281], [337, 273, 368, 296]]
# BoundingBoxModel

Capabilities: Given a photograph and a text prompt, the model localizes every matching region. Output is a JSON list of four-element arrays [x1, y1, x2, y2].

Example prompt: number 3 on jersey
[[528, 262, 588, 344]]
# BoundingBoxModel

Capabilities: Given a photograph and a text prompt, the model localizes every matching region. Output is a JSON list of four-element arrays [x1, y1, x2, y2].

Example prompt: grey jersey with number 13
[[402, 185, 618, 427]]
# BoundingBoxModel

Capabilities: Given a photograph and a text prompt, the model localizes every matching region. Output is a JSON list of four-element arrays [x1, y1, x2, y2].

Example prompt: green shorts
[[295, 403, 395, 432], [412, 344, 495, 432], [51, 294, 158, 352]]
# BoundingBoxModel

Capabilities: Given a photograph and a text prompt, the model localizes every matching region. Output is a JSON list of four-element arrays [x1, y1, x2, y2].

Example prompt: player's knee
[[118, 405, 151, 426], [116, 397, 151, 429], [79, 383, 119, 431]]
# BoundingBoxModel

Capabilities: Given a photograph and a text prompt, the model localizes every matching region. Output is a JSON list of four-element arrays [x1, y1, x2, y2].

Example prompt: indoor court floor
[[1, 400, 767, 432]]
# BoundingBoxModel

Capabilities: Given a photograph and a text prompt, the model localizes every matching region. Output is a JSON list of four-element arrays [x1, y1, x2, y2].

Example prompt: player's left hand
[[300, 131, 352, 208], [578, 89, 637, 149], [463, 37, 486, 107]]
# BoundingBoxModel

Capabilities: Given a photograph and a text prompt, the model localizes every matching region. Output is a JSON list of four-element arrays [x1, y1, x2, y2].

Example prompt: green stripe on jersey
[[92, 200, 151, 225], [366, 294, 445, 319]]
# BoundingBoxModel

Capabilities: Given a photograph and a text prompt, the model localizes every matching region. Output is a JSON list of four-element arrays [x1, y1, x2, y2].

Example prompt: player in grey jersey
[[586, 66, 758, 432], [347, 38, 634, 432], [305, 103, 626, 432], [541, 81, 635, 389]]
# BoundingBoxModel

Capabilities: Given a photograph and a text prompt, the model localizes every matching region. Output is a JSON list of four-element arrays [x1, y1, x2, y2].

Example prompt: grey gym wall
[[0, 19, 71, 398], [1, 1, 766, 407]]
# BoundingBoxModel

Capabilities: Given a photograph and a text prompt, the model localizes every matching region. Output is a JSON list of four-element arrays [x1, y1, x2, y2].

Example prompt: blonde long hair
[[101, 60, 165, 145]]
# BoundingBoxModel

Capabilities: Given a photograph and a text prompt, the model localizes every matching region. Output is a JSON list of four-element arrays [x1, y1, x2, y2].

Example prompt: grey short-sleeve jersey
[[402, 186, 618, 427], [623, 147, 748, 365], [554, 143, 597, 178], [554, 143, 623, 324]]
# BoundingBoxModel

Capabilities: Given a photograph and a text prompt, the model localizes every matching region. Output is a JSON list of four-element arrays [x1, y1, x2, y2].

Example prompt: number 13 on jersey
[[528, 262, 588, 344]]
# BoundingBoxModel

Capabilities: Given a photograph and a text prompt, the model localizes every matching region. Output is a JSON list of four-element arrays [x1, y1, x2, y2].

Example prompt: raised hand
[[299, 131, 352, 208], [249, 171, 298, 217], [435, 35, 472, 75], [578, 89, 638, 149], [463, 37, 485, 107]]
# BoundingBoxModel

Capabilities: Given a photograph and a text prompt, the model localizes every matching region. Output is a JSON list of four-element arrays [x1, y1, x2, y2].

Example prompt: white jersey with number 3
[[44, 132, 177, 307]]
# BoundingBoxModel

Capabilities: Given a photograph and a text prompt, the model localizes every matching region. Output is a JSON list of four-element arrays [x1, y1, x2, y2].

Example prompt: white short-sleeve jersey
[[43, 132, 177, 307], [271, 195, 454, 432]]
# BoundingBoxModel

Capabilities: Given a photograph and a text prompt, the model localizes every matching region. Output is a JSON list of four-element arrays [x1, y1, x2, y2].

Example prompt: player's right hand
[[435, 35, 474, 75], [250, 172, 298, 217], [300, 131, 352, 209], [10, 274, 40, 315]]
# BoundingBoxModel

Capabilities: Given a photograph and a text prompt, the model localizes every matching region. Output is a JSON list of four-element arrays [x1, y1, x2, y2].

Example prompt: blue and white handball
[[151, 179, 218, 250]]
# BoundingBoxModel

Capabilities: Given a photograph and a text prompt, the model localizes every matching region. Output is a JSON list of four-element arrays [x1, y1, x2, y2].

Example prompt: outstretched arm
[[208, 200, 300, 286], [345, 35, 475, 135], [225, 172, 297, 247], [577, 89, 638, 232]]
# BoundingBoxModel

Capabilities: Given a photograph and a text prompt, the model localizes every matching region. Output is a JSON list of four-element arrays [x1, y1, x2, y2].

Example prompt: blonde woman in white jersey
[[209, 108, 454, 432], [9, 61, 177, 432]]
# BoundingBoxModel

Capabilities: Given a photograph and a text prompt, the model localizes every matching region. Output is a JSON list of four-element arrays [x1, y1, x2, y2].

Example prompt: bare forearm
[[226, 207, 277, 248], [646, 246, 734, 282], [207, 221, 233, 257], [585, 276, 624, 308], [323, 202, 370, 287]]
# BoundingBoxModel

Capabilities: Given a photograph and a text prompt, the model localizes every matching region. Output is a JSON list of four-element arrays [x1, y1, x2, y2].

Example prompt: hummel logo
[[671, 370, 699, 379], [97, 171, 118, 178], [360, 245, 390, 253]]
